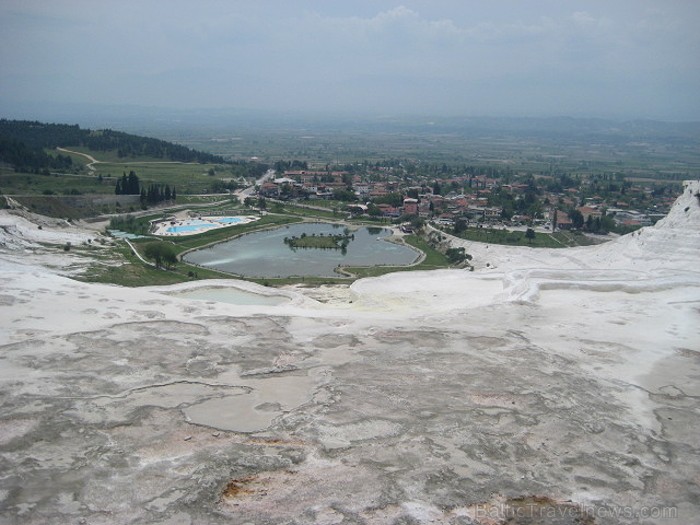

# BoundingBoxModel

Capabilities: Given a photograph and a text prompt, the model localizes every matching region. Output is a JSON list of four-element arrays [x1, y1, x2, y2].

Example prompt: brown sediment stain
[[220, 470, 299, 506], [220, 476, 260, 501]]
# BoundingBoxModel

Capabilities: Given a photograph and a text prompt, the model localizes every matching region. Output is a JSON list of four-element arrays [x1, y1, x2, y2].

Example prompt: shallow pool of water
[[183, 223, 420, 278], [163, 216, 250, 234], [167, 222, 218, 234]]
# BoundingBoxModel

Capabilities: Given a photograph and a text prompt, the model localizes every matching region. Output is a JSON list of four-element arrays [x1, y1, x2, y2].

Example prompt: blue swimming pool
[[166, 222, 218, 233], [216, 217, 244, 224], [160, 216, 254, 235]]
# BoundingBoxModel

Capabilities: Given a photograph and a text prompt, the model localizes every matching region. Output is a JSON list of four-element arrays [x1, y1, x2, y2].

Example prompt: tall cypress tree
[[127, 170, 140, 194]]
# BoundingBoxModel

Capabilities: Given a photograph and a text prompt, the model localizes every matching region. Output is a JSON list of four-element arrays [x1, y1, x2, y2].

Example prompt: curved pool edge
[[182, 222, 421, 279], [147, 279, 313, 307]]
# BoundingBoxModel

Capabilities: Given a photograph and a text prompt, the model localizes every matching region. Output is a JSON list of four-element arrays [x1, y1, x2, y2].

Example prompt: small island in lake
[[283, 230, 355, 250]]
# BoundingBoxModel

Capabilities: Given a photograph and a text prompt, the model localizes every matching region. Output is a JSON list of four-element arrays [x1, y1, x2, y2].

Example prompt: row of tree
[[143, 183, 176, 205], [114, 171, 176, 205], [114, 171, 141, 195]]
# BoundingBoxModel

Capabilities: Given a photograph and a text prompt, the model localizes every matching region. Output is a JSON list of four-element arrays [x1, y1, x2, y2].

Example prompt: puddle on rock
[[183, 374, 317, 433]]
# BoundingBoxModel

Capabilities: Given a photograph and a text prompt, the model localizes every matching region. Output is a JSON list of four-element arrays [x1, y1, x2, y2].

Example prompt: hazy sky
[[1, 0, 699, 120]]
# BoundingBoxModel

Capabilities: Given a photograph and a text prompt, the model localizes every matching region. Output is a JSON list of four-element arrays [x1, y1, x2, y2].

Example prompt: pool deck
[[151, 216, 259, 236]]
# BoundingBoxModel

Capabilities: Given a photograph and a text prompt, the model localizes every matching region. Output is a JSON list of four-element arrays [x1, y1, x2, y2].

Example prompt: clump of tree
[[584, 213, 616, 234], [230, 160, 270, 179], [209, 179, 239, 193], [115, 171, 141, 194], [143, 242, 177, 269], [284, 230, 354, 252], [274, 160, 308, 173], [109, 214, 149, 235], [568, 209, 585, 229], [332, 188, 358, 201], [445, 247, 472, 265], [0, 136, 73, 173], [141, 184, 176, 206], [372, 193, 403, 207], [114, 171, 177, 206]]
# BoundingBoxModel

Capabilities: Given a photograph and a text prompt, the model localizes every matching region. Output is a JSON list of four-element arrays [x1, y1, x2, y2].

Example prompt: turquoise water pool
[[216, 217, 245, 224], [164, 217, 246, 233], [166, 221, 218, 234]]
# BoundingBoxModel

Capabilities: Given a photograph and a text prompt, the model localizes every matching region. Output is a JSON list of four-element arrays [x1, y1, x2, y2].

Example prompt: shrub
[[143, 242, 177, 269]]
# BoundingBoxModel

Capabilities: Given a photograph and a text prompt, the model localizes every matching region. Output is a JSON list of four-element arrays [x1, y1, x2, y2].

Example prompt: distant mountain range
[[2, 101, 699, 139]]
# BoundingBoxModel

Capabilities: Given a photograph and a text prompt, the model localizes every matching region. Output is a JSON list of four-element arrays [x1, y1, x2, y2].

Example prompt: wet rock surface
[[0, 289, 698, 525], [1, 182, 700, 524]]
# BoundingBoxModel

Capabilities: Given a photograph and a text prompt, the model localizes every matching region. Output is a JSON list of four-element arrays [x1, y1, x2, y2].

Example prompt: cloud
[[0, 1, 698, 118]]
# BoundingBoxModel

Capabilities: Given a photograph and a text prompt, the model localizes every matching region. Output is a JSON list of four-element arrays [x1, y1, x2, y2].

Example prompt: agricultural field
[[1, 147, 249, 218], [167, 118, 700, 182]]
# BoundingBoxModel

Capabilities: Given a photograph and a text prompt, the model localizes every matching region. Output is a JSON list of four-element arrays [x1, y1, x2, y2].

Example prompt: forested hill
[[0, 119, 225, 172]]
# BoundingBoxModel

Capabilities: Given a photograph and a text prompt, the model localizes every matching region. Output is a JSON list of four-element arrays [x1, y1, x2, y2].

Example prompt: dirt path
[[56, 149, 206, 172], [56, 147, 100, 172]]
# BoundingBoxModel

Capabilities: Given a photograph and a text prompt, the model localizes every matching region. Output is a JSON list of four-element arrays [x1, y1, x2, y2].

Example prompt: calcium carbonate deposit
[[0, 181, 699, 524]]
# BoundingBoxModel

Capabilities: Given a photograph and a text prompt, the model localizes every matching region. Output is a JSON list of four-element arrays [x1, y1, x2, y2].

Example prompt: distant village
[[255, 161, 679, 234]]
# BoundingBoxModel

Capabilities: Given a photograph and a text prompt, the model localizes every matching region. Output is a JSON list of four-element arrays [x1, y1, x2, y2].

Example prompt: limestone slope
[[0, 183, 698, 525], [584, 179, 700, 272]]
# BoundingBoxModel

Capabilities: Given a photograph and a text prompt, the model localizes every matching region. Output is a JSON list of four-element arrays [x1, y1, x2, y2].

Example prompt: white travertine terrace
[[0, 181, 698, 524]]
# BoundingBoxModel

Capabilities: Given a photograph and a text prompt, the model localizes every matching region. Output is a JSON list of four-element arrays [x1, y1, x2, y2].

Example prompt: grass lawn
[[0, 170, 113, 196], [56, 146, 181, 164], [4, 148, 242, 199], [269, 202, 343, 221], [450, 227, 564, 248], [92, 161, 231, 195], [79, 244, 233, 287], [445, 226, 608, 248]]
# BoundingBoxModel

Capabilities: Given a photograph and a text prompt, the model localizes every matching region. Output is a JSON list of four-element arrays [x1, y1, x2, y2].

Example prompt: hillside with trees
[[0, 135, 74, 173], [0, 119, 225, 172]]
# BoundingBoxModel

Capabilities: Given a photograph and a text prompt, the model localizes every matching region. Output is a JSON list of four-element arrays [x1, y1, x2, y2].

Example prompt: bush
[[143, 242, 177, 268], [445, 247, 468, 264]]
